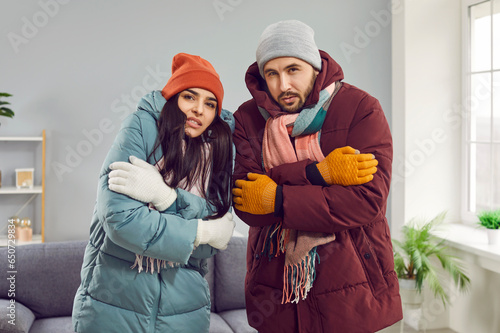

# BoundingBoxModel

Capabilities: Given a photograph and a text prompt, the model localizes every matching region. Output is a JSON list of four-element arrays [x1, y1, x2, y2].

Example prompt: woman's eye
[[206, 102, 216, 109], [183, 94, 194, 101]]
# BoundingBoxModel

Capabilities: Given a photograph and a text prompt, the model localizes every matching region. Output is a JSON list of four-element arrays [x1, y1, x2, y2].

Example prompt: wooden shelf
[[0, 136, 43, 141], [0, 130, 45, 243], [0, 186, 43, 194]]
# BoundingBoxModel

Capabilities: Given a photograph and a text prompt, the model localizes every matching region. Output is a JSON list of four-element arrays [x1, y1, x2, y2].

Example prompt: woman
[[72, 53, 235, 333]]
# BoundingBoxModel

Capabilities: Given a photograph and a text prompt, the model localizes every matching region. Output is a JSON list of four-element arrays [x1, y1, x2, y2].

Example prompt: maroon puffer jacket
[[232, 51, 402, 333]]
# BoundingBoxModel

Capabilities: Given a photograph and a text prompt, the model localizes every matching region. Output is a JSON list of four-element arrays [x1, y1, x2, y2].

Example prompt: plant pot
[[399, 278, 424, 309], [399, 278, 425, 332], [486, 228, 500, 246]]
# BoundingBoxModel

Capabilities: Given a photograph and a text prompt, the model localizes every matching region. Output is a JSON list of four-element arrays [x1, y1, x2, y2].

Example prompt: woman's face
[[177, 88, 218, 138]]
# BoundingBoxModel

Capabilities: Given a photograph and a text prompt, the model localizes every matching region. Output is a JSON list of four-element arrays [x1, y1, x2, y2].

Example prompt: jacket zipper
[[148, 274, 161, 333]]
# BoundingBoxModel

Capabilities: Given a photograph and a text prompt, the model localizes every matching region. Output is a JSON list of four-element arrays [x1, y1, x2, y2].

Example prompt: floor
[[378, 321, 457, 333]]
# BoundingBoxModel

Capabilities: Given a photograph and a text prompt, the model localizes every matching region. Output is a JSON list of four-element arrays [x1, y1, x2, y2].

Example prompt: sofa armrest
[[0, 298, 35, 333]]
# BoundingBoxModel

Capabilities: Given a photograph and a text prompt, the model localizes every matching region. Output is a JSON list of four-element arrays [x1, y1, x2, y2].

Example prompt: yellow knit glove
[[232, 173, 277, 215], [316, 146, 378, 186]]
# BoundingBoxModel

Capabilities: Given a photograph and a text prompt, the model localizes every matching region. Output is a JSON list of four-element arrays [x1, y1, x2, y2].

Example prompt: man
[[232, 20, 402, 333]]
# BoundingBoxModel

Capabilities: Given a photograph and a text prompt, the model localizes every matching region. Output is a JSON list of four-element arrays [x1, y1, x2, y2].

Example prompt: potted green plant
[[0, 92, 15, 126], [393, 212, 471, 308], [477, 209, 500, 246]]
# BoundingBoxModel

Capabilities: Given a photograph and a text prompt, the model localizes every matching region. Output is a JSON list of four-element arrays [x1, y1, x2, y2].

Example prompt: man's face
[[263, 57, 318, 113]]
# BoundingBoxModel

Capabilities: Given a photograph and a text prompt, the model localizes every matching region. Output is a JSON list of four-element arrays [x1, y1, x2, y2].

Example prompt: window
[[463, 0, 500, 219]]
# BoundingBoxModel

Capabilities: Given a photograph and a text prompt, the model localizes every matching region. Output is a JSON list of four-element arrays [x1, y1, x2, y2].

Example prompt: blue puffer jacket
[[72, 91, 235, 333]]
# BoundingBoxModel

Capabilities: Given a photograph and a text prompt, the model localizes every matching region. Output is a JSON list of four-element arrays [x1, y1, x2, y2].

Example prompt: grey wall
[[0, 0, 392, 241]]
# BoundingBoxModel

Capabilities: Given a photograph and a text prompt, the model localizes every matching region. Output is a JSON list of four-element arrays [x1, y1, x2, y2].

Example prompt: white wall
[[391, 0, 462, 237], [0, 0, 392, 241]]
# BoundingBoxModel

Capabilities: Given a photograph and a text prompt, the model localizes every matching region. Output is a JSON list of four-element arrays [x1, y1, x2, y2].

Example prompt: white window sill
[[432, 223, 500, 274]]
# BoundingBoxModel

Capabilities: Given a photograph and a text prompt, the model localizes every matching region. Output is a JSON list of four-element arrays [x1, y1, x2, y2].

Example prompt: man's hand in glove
[[315, 146, 378, 186], [232, 173, 277, 215]]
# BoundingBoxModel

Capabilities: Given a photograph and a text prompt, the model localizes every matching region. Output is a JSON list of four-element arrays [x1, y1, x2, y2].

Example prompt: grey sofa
[[0, 235, 256, 333]]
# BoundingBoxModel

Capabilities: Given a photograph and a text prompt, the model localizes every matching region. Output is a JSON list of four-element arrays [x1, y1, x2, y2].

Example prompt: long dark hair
[[149, 93, 233, 219]]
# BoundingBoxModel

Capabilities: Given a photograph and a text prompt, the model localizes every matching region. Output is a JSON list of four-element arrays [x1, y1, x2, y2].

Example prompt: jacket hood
[[244, 50, 344, 119], [137, 90, 166, 121], [136, 90, 235, 133]]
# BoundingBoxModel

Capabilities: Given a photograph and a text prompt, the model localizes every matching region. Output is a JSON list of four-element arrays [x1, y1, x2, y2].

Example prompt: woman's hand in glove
[[195, 212, 235, 250], [108, 156, 177, 211]]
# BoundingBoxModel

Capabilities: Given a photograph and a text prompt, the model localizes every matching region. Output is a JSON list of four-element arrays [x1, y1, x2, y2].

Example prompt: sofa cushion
[[219, 309, 257, 333], [0, 299, 35, 333], [209, 313, 233, 333], [29, 317, 75, 333], [0, 241, 87, 319], [214, 235, 247, 312]]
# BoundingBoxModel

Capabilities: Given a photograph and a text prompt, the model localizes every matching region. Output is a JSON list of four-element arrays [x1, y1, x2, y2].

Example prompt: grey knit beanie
[[256, 20, 322, 78]]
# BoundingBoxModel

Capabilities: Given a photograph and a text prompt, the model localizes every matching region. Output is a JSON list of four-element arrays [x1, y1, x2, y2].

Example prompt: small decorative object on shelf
[[11, 216, 33, 242], [18, 217, 33, 242], [15, 168, 34, 189]]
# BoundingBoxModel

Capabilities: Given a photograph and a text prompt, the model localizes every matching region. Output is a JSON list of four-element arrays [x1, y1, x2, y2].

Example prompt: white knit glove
[[194, 212, 235, 250], [108, 156, 177, 211]]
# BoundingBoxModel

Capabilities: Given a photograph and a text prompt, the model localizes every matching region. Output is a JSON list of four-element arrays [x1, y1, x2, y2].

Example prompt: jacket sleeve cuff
[[274, 185, 284, 218], [306, 162, 328, 186]]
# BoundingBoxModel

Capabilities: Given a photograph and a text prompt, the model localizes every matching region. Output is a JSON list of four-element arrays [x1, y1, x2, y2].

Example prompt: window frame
[[462, 0, 500, 223]]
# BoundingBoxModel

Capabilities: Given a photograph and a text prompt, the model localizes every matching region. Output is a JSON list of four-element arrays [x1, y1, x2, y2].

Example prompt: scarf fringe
[[260, 222, 321, 304], [282, 247, 319, 304], [130, 254, 179, 274], [260, 222, 290, 259]]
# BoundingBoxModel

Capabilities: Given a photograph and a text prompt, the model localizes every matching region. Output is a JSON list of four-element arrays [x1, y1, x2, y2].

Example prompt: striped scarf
[[260, 81, 340, 304]]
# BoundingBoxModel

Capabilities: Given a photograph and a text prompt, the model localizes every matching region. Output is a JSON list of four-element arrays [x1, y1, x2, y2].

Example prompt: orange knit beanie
[[162, 53, 224, 115]]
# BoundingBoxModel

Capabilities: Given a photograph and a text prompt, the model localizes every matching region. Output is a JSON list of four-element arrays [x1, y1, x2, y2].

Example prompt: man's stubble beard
[[278, 72, 317, 113]]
